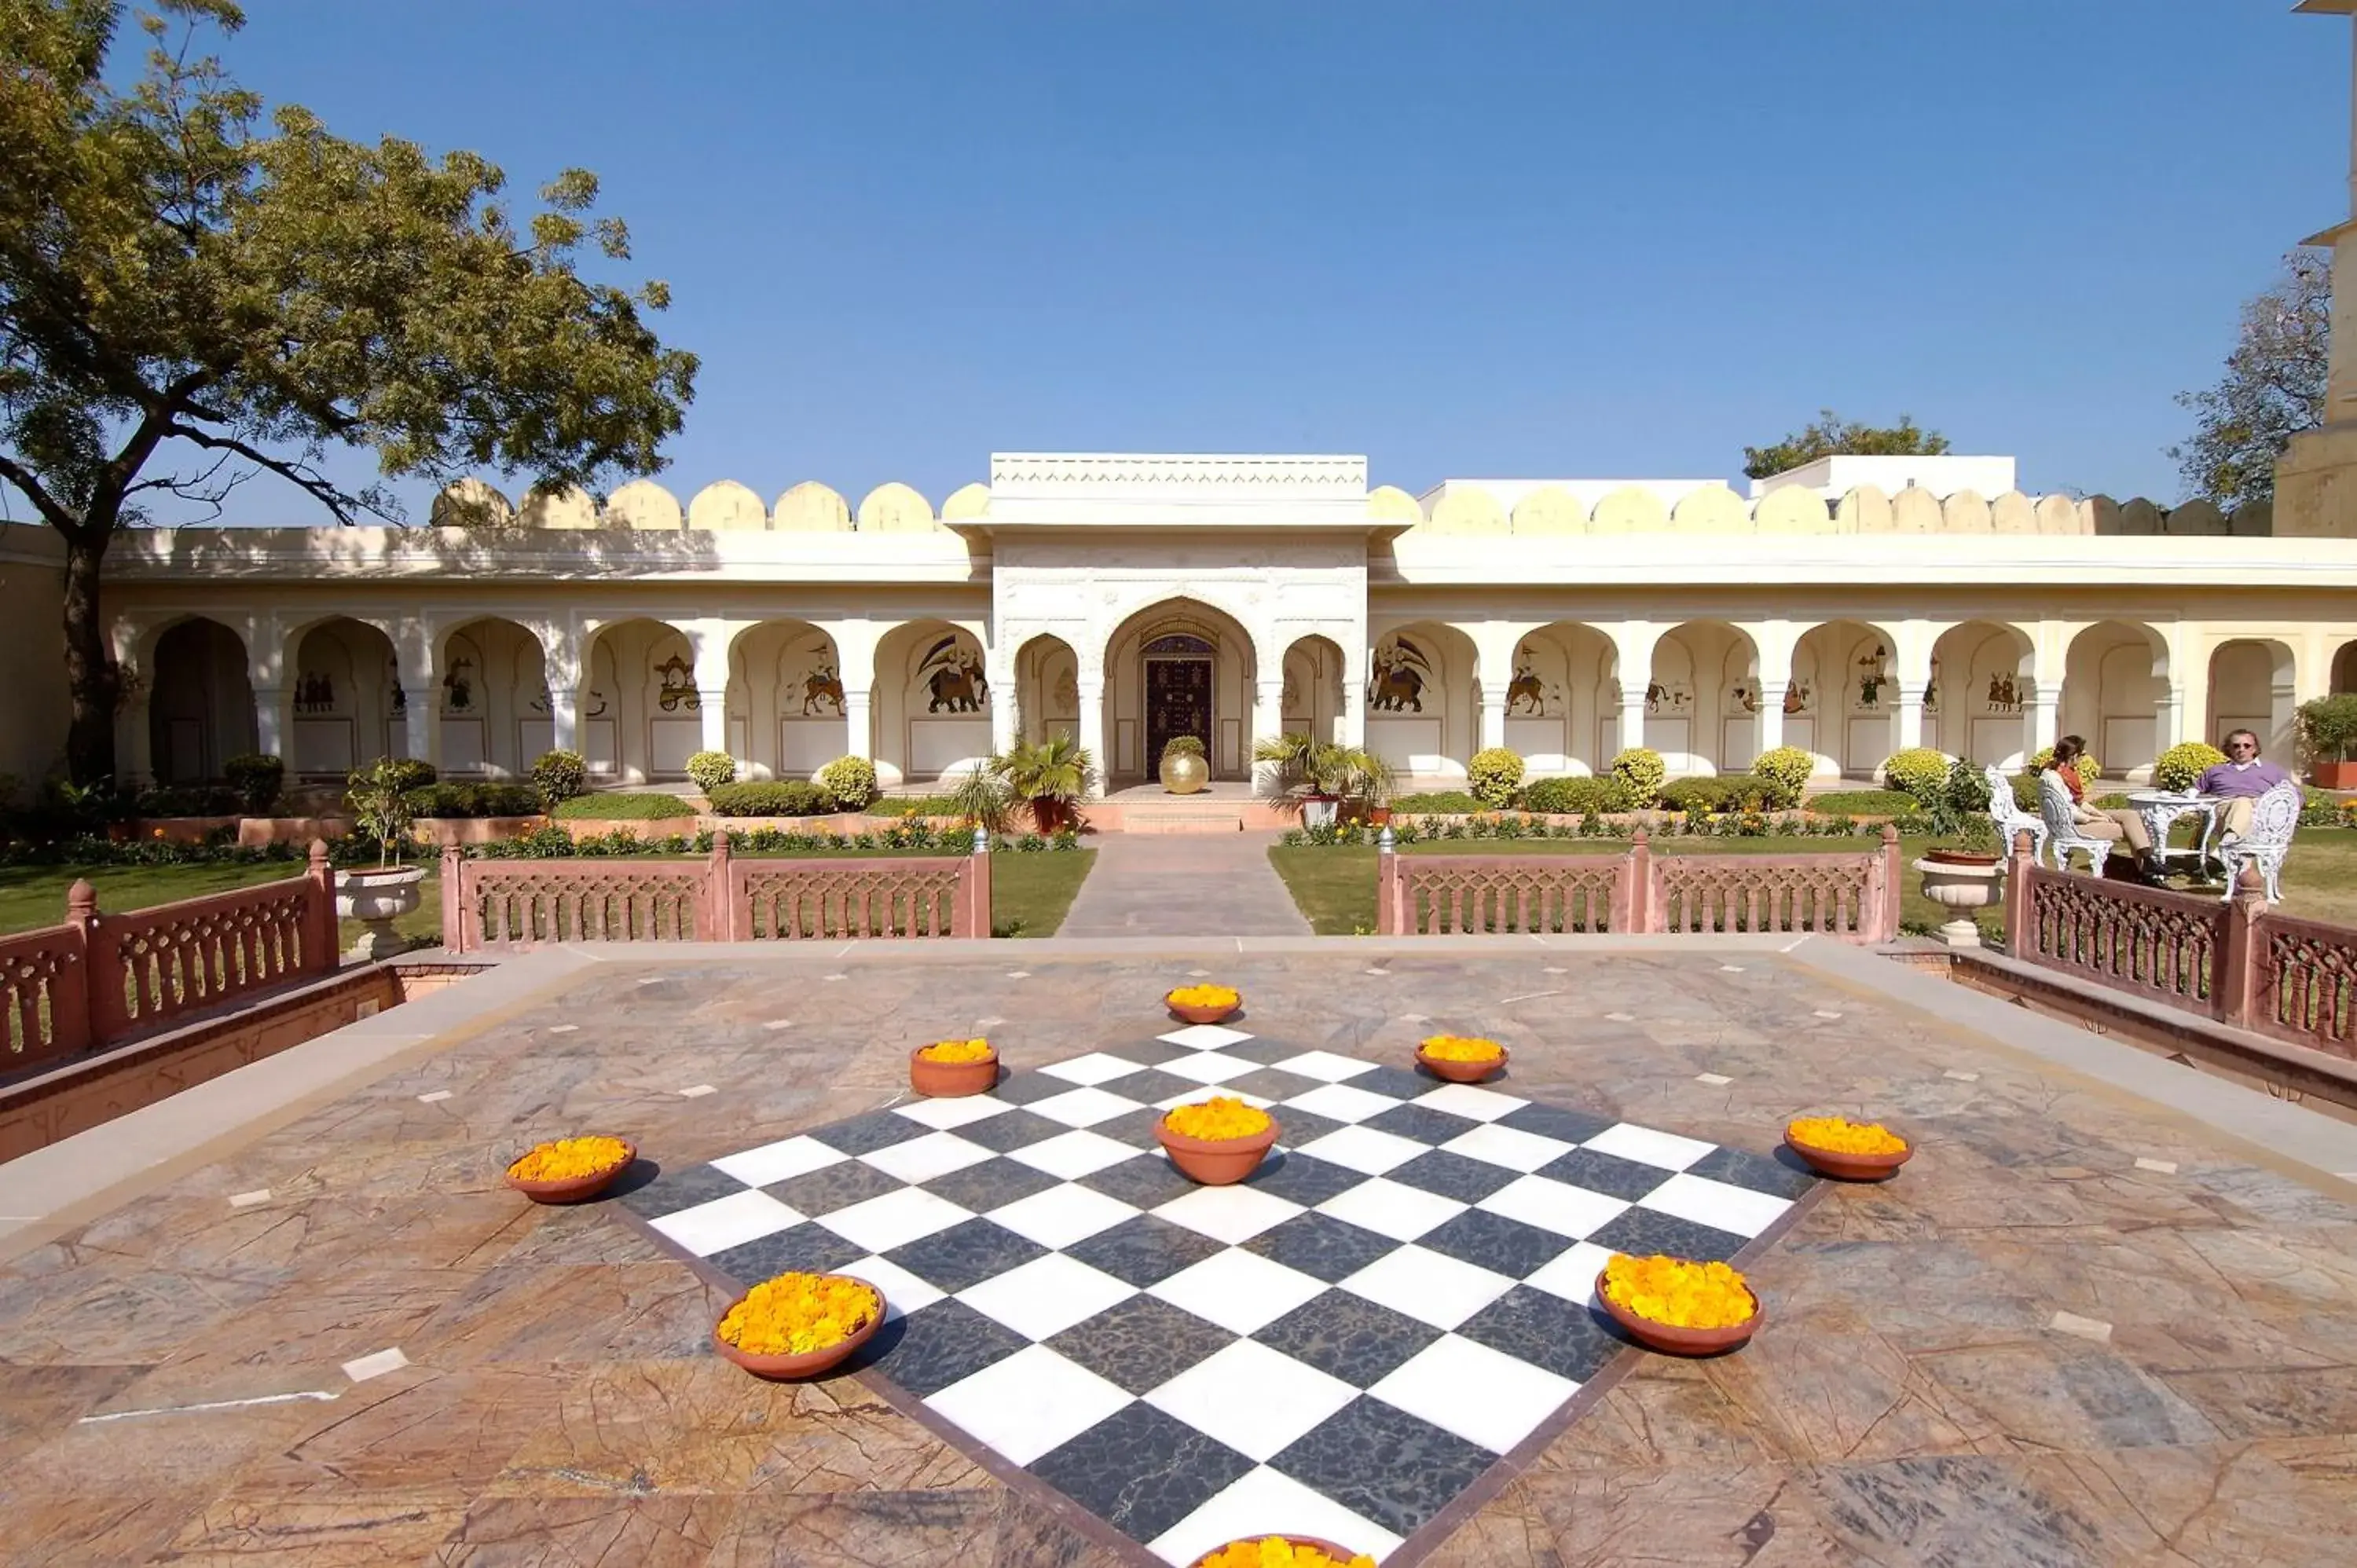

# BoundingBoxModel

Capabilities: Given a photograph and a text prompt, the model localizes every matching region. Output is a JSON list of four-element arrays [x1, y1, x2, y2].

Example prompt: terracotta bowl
[[1783, 1130, 1914, 1182], [1157, 1118, 1281, 1185], [502, 1140, 636, 1204], [1596, 1269, 1762, 1357], [909, 1046, 999, 1098], [1193, 1537, 1362, 1568], [1165, 991, 1241, 1026], [713, 1277, 885, 1380], [1416, 1043, 1508, 1083]]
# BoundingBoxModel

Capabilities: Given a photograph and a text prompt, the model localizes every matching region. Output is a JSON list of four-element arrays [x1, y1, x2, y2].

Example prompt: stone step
[[1119, 808, 1244, 833]]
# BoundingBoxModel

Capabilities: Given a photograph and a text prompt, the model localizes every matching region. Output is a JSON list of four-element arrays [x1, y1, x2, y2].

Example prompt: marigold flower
[[717, 1271, 880, 1355], [1194, 1539, 1376, 1568], [1787, 1116, 1908, 1156], [1168, 983, 1241, 1009], [507, 1135, 632, 1182], [1164, 1096, 1272, 1141], [1420, 1035, 1503, 1062], [1601, 1253, 1757, 1330], [918, 1038, 994, 1063]]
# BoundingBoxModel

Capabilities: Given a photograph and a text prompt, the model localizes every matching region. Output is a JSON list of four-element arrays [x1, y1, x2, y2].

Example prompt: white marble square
[[1294, 1123, 1427, 1177], [2135, 1156, 2179, 1175], [1944, 1068, 1981, 1083], [1145, 1339, 1356, 1461], [925, 1344, 1131, 1466], [836, 1254, 945, 1321], [1159, 1024, 1253, 1050], [1010, 1128, 1142, 1181], [986, 1182, 1141, 1249], [1283, 1082, 1405, 1125], [1149, 1464, 1403, 1568], [1695, 1072, 1734, 1086], [861, 1130, 995, 1185], [1441, 1123, 1574, 1174], [415, 1090, 452, 1104], [650, 1189, 805, 1256], [341, 1347, 409, 1383], [893, 1094, 1015, 1131], [1637, 1172, 1792, 1239], [2049, 1310, 2113, 1343], [1520, 1240, 1618, 1307], [1160, 1051, 1261, 1086], [228, 1188, 272, 1208], [1316, 1177, 1466, 1241], [712, 1134, 849, 1188], [958, 1253, 1136, 1341], [1152, 1183, 1304, 1245], [1476, 1174, 1630, 1240], [1266, 1050, 1379, 1083], [1369, 1333, 1578, 1454], [816, 1187, 971, 1254], [1583, 1121, 1714, 1172], [1340, 1244, 1514, 1329], [678, 1084, 717, 1099], [1028, 1086, 1146, 1128], [1039, 1052, 1147, 1087], [1149, 1248, 1327, 1335], [1412, 1083, 1528, 1122], [1153, 1086, 1276, 1112]]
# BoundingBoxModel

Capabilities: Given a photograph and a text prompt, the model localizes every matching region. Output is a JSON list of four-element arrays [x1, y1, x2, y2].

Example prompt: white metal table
[[2126, 790, 2225, 877]]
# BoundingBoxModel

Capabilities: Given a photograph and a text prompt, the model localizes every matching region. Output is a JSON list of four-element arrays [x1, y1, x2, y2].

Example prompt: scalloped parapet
[[689, 480, 768, 531], [431, 478, 514, 529], [772, 482, 852, 532], [606, 479, 683, 530], [857, 482, 937, 533]]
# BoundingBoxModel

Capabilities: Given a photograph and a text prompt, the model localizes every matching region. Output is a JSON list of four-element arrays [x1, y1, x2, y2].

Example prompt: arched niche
[[146, 617, 256, 784], [1501, 623, 1616, 775], [438, 618, 552, 779]]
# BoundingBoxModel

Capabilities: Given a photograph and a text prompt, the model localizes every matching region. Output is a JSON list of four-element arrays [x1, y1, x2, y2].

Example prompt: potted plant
[[337, 756, 427, 959], [2298, 694, 2357, 789], [1252, 733, 1386, 829], [994, 734, 1094, 830], [1159, 734, 1208, 795]]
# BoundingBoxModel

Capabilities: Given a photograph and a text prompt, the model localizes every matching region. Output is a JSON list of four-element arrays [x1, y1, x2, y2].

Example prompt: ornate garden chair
[[1985, 765, 2047, 863], [2034, 769, 2117, 874], [2216, 781, 2300, 903]]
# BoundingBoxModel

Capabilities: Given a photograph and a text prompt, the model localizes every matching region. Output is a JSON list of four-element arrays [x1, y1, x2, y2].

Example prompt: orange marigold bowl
[[1783, 1116, 1913, 1181], [713, 1271, 885, 1380], [503, 1136, 636, 1203], [910, 1039, 999, 1097], [1166, 984, 1241, 1025], [1193, 1536, 1374, 1568], [1596, 1254, 1762, 1357], [1157, 1100, 1281, 1185], [1416, 1035, 1508, 1083]]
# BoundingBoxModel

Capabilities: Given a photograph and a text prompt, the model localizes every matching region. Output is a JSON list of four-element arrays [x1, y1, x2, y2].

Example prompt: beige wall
[[0, 526, 68, 791]]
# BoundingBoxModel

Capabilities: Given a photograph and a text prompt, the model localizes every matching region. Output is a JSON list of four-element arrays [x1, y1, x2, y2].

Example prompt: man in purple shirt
[[2196, 730, 2294, 841]]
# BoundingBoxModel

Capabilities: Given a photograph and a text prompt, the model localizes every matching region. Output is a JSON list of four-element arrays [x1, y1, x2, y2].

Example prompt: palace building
[[3, 449, 2355, 799]]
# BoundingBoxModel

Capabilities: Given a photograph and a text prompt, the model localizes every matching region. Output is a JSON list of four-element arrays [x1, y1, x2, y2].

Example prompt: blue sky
[[207, 2, 2344, 514]]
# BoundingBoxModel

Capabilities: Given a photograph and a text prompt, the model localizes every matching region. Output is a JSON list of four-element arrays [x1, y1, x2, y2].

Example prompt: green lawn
[[1267, 830, 2357, 936]]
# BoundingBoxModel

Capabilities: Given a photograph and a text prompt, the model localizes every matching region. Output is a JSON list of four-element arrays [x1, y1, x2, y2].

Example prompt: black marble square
[[1362, 1101, 1485, 1148], [952, 1107, 1070, 1154], [1078, 1151, 1201, 1211], [1417, 1207, 1573, 1278], [1106, 1068, 1209, 1107], [708, 1221, 866, 1286], [1498, 1102, 1618, 1145], [882, 1218, 1048, 1294], [856, 1297, 1028, 1398], [1586, 1207, 1748, 1263], [764, 1159, 905, 1216], [1686, 1142, 1818, 1202], [1387, 1149, 1521, 1204], [919, 1156, 1065, 1214], [1238, 1150, 1363, 1209], [1538, 1147, 1677, 1203], [616, 1160, 749, 1218], [1241, 1212, 1401, 1287], [1457, 1285, 1625, 1384], [1270, 1108, 1346, 1151], [1100, 1036, 1198, 1068], [1028, 1401, 1255, 1545], [1211, 1035, 1322, 1066], [1045, 1295, 1237, 1395], [812, 1109, 934, 1156], [1087, 1105, 1173, 1152], [1270, 1394, 1496, 1537], [1065, 1214, 1226, 1288], [1252, 1288, 1442, 1387], [1222, 1067, 1329, 1104], [1346, 1064, 1435, 1102], [988, 1071, 1083, 1108]]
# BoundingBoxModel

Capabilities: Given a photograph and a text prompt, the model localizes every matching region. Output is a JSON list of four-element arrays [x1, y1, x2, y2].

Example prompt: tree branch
[[159, 423, 390, 525], [0, 453, 86, 538]]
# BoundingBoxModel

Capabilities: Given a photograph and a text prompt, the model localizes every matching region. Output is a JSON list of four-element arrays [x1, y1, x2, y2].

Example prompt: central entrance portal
[[1143, 634, 1215, 771]]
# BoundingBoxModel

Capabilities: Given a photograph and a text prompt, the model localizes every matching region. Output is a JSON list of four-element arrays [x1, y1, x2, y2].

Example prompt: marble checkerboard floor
[[625, 1017, 1820, 1564]]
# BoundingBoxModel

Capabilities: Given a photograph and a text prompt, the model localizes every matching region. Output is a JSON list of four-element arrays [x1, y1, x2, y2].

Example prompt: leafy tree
[[2168, 251, 2329, 509], [0, 1, 698, 783], [1741, 411, 1951, 481]]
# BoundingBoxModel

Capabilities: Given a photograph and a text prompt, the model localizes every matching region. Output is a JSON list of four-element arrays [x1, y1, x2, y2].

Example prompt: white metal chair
[[2216, 781, 2300, 903], [2035, 769, 2118, 874], [1985, 765, 2047, 863]]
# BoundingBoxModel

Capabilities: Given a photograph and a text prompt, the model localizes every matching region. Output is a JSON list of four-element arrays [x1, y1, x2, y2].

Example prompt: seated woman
[[2042, 735, 2161, 882]]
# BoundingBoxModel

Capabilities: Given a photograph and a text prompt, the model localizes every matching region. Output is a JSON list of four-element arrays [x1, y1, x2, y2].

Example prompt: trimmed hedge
[[818, 756, 880, 810], [1805, 788, 1917, 815], [1750, 746, 1814, 809], [532, 749, 588, 804], [550, 791, 697, 820], [1519, 776, 1618, 815], [1467, 747, 1525, 808], [1392, 790, 1486, 814], [706, 780, 832, 817], [1610, 747, 1666, 808], [407, 782, 544, 819]]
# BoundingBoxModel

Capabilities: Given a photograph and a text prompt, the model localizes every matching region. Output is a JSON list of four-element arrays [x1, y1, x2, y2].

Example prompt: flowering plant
[[718, 1271, 880, 1355], [1197, 1539, 1375, 1568], [1168, 983, 1240, 1010], [1787, 1116, 1908, 1156], [1164, 1096, 1272, 1141], [1420, 1035, 1502, 1062], [1600, 1254, 1756, 1330], [917, 1038, 994, 1063], [507, 1135, 631, 1182]]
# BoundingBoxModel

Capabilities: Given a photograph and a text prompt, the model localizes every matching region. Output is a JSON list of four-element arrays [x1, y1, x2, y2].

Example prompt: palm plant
[[991, 734, 1094, 833], [945, 764, 1017, 837], [1252, 734, 1392, 819]]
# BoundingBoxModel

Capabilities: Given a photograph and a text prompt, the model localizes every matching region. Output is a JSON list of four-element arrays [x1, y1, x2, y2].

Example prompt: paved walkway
[[1058, 830, 1311, 937]]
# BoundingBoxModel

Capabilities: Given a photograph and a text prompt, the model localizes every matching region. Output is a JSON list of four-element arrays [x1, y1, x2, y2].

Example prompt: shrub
[[1392, 790, 1485, 814], [222, 753, 284, 815], [1806, 788, 1917, 816], [2091, 792, 2133, 810], [1520, 776, 1615, 815], [1467, 747, 1525, 808], [2007, 772, 2040, 811], [2300, 787, 2341, 827], [2297, 693, 2357, 761], [686, 750, 739, 792], [2154, 741, 2228, 793], [1659, 777, 1736, 814], [135, 782, 242, 817], [2028, 746, 2100, 780], [407, 782, 544, 818], [1609, 747, 1666, 810], [345, 757, 418, 866], [1750, 746, 1815, 809], [706, 780, 831, 817], [549, 791, 696, 820], [1879, 747, 1951, 805], [380, 757, 437, 793], [532, 749, 589, 805], [1161, 735, 1205, 759], [818, 755, 880, 810]]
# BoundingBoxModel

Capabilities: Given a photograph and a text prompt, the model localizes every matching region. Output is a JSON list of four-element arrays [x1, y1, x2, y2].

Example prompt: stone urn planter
[[1913, 855, 2003, 948], [335, 864, 426, 960], [1160, 747, 1209, 795], [1300, 793, 1340, 829]]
